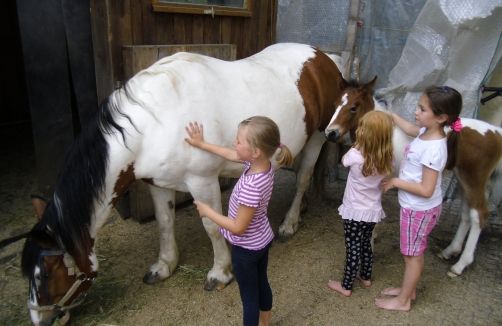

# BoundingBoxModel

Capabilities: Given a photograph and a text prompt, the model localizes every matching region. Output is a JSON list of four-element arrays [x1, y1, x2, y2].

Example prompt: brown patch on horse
[[297, 49, 348, 139], [111, 164, 136, 206], [454, 127, 502, 227]]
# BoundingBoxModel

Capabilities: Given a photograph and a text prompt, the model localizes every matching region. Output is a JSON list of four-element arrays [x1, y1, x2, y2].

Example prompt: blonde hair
[[353, 111, 394, 177], [239, 116, 293, 168]]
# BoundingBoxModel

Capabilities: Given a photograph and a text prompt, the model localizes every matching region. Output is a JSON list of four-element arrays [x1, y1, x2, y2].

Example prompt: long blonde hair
[[239, 116, 293, 168], [353, 111, 394, 177]]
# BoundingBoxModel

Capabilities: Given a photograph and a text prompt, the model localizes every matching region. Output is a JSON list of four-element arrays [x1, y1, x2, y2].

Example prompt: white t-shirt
[[398, 127, 447, 210]]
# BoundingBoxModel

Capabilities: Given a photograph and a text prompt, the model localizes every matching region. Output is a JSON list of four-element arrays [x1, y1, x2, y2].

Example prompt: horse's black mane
[[21, 88, 135, 291]]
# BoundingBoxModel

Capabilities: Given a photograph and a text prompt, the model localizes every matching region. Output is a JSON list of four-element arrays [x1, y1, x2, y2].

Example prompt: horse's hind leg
[[143, 185, 179, 285], [277, 132, 325, 242]]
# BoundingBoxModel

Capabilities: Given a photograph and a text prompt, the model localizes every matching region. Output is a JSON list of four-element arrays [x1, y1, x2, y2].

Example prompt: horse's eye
[[350, 106, 358, 112]]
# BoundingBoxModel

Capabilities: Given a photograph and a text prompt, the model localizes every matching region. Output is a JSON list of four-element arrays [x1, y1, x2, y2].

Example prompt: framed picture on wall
[[152, 0, 252, 17]]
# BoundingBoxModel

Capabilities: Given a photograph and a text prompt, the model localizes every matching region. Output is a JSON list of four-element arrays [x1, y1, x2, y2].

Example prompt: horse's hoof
[[437, 252, 447, 260], [276, 232, 293, 243], [447, 270, 460, 278], [204, 278, 228, 291], [142, 271, 163, 285]]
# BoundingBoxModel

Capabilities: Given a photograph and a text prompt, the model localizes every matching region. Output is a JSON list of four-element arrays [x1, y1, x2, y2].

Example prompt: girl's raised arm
[[390, 112, 420, 138], [185, 122, 242, 163]]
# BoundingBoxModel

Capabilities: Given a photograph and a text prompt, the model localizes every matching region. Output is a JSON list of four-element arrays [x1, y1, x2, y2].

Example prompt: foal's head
[[325, 77, 379, 143]]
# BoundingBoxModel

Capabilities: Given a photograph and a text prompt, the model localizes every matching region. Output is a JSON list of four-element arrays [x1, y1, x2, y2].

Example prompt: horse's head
[[22, 197, 97, 326], [325, 77, 379, 143]]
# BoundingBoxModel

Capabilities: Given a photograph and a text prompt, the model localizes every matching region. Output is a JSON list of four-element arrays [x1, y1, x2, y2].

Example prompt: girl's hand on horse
[[185, 122, 205, 147], [193, 200, 213, 218], [381, 177, 396, 193]]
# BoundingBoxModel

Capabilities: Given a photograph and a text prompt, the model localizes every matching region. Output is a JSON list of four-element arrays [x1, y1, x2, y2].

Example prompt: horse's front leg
[[143, 185, 178, 285], [191, 178, 233, 291], [277, 133, 325, 242]]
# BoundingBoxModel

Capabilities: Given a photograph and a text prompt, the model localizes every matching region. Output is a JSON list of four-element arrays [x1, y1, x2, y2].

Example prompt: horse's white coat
[[87, 43, 334, 286]]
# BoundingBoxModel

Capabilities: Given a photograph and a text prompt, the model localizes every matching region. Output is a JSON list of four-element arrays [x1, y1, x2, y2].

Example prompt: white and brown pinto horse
[[325, 79, 502, 278], [21, 43, 350, 325]]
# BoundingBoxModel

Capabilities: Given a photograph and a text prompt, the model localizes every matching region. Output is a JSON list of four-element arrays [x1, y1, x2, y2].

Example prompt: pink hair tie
[[451, 118, 463, 132], [278, 142, 284, 149]]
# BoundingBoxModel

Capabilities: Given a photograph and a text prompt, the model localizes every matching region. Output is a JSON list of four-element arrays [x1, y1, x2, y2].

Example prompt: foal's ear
[[31, 195, 47, 220], [362, 76, 378, 93], [339, 74, 349, 89]]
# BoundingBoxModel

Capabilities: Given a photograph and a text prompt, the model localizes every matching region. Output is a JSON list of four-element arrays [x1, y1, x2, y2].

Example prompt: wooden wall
[[106, 0, 278, 83]]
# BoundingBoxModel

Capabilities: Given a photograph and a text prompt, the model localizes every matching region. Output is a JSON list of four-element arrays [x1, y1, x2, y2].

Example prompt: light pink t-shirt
[[338, 148, 386, 223]]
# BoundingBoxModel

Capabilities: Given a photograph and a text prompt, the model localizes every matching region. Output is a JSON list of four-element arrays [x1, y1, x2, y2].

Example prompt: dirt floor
[[1, 123, 502, 326]]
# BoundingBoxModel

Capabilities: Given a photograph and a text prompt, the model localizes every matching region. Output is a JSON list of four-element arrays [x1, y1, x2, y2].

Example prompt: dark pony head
[[21, 90, 133, 311]]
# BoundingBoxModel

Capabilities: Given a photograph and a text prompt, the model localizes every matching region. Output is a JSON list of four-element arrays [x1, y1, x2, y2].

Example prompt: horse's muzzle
[[325, 130, 340, 143]]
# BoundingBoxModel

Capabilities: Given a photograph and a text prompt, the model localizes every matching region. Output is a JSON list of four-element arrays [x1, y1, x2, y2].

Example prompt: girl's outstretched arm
[[390, 112, 420, 138], [185, 121, 242, 163], [193, 200, 256, 235], [382, 165, 439, 198]]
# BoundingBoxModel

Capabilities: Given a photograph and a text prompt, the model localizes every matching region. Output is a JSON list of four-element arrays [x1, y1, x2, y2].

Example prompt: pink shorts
[[400, 204, 441, 256]]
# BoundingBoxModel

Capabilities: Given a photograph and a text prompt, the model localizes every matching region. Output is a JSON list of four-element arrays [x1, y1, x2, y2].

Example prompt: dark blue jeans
[[231, 241, 273, 326]]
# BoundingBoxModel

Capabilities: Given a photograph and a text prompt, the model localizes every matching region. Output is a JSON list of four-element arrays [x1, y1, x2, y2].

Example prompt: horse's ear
[[31, 230, 58, 249], [31, 195, 47, 220], [339, 73, 349, 89], [362, 76, 378, 93]]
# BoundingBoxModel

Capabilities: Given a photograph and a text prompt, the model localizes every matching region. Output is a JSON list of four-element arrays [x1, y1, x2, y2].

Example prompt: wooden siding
[[106, 0, 277, 83]]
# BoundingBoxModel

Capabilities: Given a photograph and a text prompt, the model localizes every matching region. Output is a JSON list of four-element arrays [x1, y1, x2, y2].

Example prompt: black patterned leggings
[[341, 219, 376, 290]]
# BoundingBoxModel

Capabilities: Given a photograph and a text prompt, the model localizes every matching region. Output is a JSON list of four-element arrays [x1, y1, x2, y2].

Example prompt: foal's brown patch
[[455, 127, 502, 226], [111, 164, 136, 206]]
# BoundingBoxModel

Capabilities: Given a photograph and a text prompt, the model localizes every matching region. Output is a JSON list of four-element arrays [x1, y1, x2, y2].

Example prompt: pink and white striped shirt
[[220, 161, 275, 250]]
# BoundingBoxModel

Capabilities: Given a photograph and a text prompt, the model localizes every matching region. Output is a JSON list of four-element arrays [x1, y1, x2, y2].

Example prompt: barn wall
[[106, 0, 278, 83]]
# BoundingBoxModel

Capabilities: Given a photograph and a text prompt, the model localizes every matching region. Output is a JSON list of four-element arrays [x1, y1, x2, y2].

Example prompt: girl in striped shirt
[[185, 116, 293, 326]]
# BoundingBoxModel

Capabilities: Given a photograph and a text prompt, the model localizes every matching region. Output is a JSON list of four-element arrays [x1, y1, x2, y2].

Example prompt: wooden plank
[[221, 16, 232, 45], [230, 18, 244, 59], [203, 15, 221, 44], [90, 0, 115, 103], [158, 45, 186, 59], [130, 0, 142, 44], [257, 0, 269, 51], [173, 14, 185, 44], [247, 0, 260, 55], [154, 10, 173, 44], [192, 15, 204, 44], [111, 0, 132, 82], [141, 0, 155, 45], [184, 15, 194, 44]]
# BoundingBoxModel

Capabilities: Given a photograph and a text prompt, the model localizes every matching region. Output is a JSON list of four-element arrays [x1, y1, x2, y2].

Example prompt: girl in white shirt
[[376, 86, 462, 311]]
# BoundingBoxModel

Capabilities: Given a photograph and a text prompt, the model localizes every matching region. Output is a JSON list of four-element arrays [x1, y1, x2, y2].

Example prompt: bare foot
[[327, 280, 352, 297], [375, 297, 411, 311], [380, 287, 416, 300], [356, 274, 371, 287]]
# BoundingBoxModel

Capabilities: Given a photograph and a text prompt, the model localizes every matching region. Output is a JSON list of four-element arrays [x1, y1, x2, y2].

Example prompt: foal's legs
[[439, 186, 490, 276], [438, 196, 470, 261], [143, 185, 179, 284], [277, 132, 326, 242]]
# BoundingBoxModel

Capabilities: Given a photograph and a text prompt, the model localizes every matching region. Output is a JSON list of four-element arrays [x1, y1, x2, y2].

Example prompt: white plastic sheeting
[[276, 0, 350, 53], [378, 0, 502, 122]]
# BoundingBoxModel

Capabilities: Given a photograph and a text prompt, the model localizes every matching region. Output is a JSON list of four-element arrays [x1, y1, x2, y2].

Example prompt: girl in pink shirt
[[328, 111, 394, 297], [185, 116, 293, 326]]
